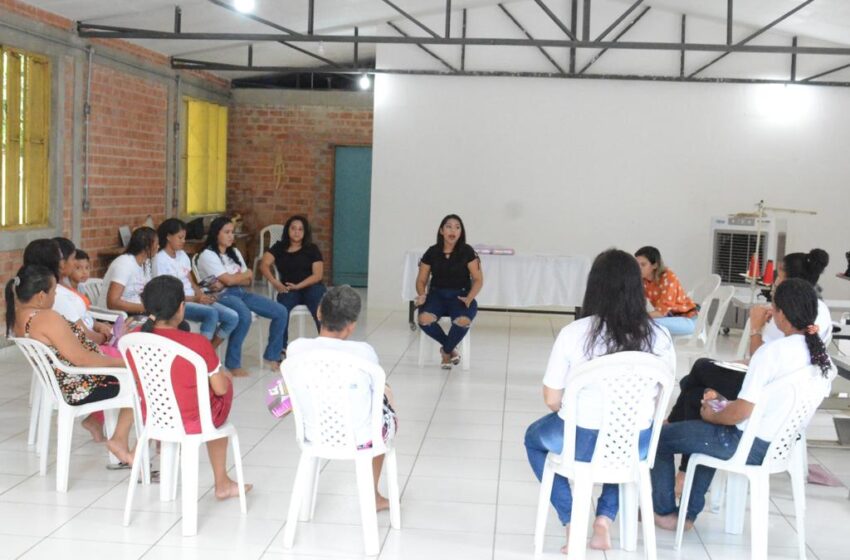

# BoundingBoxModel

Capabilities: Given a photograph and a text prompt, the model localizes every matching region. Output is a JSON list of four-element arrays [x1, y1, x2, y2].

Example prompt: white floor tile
[[379, 528, 493, 560], [0, 534, 42, 560], [18, 538, 150, 559]]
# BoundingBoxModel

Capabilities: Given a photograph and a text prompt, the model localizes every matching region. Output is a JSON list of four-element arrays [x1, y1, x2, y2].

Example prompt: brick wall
[[227, 104, 374, 281]]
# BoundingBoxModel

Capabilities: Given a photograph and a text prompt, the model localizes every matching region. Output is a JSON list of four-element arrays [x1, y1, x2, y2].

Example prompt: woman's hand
[[414, 294, 426, 307], [274, 281, 289, 294], [699, 401, 717, 423], [749, 305, 772, 331], [284, 282, 299, 292], [209, 280, 225, 293], [93, 322, 112, 337], [703, 388, 719, 401], [457, 295, 473, 308], [198, 293, 216, 305]]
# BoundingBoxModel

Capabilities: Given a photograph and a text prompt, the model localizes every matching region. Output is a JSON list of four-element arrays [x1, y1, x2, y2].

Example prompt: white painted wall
[[368, 74, 850, 310]]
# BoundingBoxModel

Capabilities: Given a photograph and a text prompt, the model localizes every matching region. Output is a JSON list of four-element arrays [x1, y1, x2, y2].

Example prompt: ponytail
[[140, 314, 157, 333], [4, 265, 55, 337], [774, 278, 833, 378], [140, 276, 185, 332]]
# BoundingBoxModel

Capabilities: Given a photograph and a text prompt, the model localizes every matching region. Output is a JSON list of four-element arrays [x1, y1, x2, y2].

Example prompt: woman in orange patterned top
[[634, 246, 698, 336]]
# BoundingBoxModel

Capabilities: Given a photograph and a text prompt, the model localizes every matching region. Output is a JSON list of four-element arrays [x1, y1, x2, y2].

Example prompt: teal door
[[332, 146, 372, 287]]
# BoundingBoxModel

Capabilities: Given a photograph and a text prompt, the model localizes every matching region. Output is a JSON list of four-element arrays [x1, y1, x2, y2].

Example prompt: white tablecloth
[[401, 250, 591, 308]]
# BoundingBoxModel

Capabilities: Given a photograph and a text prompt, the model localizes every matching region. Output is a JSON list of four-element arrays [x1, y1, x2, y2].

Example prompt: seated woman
[[634, 246, 698, 336], [415, 214, 483, 368], [287, 285, 397, 511], [667, 249, 832, 491], [129, 276, 252, 499], [651, 278, 835, 531], [524, 249, 675, 553], [197, 216, 288, 377], [6, 265, 135, 458], [154, 218, 239, 348], [100, 227, 158, 317], [259, 215, 327, 354]]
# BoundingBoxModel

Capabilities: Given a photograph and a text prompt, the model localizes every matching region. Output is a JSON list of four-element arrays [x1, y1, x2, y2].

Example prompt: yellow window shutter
[[3, 49, 23, 227], [184, 98, 227, 215], [24, 54, 50, 226]]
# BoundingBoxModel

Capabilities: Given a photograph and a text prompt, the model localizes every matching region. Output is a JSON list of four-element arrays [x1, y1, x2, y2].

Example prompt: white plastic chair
[[417, 318, 471, 371], [118, 333, 247, 536], [11, 337, 145, 492], [192, 252, 263, 366], [687, 274, 721, 305], [533, 352, 675, 559], [675, 285, 735, 366], [675, 366, 829, 560], [77, 278, 126, 323], [281, 349, 401, 556], [264, 267, 314, 342], [252, 224, 284, 278]]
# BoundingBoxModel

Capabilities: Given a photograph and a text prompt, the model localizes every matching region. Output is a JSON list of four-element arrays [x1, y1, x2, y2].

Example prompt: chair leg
[[283, 453, 313, 549], [749, 475, 770, 560], [299, 456, 319, 522], [417, 329, 427, 367], [124, 434, 148, 526], [789, 464, 808, 560], [55, 409, 75, 492], [27, 381, 41, 446], [725, 473, 748, 535], [534, 462, 556, 554], [710, 470, 725, 513], [28, 372, 37, 406], [297, 312, 306, 339], [230, 434, 248, 515], [103, 409, 120, 465], [619, 481, 638, 552], [355, 455, 380, 556], [675, 463, 698, 550], [180, 442, 200, 536], [638, 467, 658, 560], [37, 395, 53, 475], [385, 449, 401, 529], [568, 476, 594, 560], [160, 441, 179, 502], [461, 331, 470, 371]]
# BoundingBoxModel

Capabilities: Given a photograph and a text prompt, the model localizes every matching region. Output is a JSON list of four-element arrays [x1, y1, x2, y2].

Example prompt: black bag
[[186, 217, 205, 240]]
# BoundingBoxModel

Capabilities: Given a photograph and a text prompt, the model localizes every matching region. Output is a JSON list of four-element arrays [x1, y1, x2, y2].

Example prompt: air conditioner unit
[[710, 215, 787, 285]]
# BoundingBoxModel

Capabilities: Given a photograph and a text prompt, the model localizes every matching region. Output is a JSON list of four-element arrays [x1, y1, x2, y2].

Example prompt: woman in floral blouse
[[634, 246, 698, 336]]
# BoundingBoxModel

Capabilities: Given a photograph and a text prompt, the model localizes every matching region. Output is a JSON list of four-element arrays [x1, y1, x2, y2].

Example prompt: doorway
[[332, 146, 372, 287]]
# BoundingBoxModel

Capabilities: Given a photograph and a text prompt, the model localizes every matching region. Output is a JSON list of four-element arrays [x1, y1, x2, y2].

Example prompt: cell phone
[[706, 398, 729, 412]]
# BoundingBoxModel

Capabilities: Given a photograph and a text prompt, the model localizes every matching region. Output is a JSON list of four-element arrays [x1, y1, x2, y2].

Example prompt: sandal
[[450, 350, 461, 365], [439, 349, 452, 370]]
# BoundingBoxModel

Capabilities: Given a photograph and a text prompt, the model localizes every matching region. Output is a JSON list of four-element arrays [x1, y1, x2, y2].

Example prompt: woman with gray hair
[[287, 285, 398, 511]]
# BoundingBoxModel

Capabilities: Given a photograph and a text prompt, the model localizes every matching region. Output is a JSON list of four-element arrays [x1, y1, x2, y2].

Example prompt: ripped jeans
[[418, 287, 477, 354], [650, 420, 769, 521]]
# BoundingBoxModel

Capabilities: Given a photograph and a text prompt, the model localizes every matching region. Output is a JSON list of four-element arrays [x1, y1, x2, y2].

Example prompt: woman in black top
[[415, 214, 483, 368], [259, 215, 327, 351]]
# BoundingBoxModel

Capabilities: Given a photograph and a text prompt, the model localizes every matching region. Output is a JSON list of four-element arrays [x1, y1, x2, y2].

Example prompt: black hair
[[634, 245, 667, 282], [281, 215, 315, 250], [140, 275, 188, 333], [157, 218, 187, 251], [581, 249, 657, 357], [124, 226, 158, 258], [783, 249, 829, 287], [53, 237, 76, 260], [435, 214, 468, 253], [319, 285, 362, 332], [5, 265, 55, 337], [773, 278, 832, 377], [75, 249, 89, 261], [205, 216, 244, 268], [23, 239, 62, 281]]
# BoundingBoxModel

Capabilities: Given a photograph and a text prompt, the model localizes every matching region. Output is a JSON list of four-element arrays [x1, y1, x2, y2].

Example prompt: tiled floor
[[1, 304, 849, 559]]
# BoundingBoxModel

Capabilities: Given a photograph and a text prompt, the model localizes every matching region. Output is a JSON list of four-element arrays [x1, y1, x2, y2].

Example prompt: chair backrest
[[559, 351, 674, 479], [688, 274, 721, 304], [266, 266, 280, 299], [118, 332, 215, 438], [281, 348, 386, 459], [702, 285, 735, 353], [191, 252, 202, 284], [728, 365, 829, 472], [11, 337, 72, 407], [79, 279, 104, 306], [258, 224, 284, 255]]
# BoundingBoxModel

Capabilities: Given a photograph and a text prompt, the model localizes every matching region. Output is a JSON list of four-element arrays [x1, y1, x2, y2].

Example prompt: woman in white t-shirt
[[100, 227, 157, 315], [196, 216, 288, 377], [651, 278, 835, 532], [525, 249, 675, 553], [154, 219, 239, 346]]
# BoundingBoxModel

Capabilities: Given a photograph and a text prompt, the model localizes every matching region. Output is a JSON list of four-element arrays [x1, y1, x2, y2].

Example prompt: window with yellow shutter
[[1, 47, 50, 229], [183, 97, 227, 215]]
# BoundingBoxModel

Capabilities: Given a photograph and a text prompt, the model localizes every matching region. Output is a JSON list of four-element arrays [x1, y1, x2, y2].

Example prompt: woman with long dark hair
[[153, 218, 238, 347], [125, 276, 252, 499], [6, 265, 136, 457], [100, 227, 158, 315], [259, 215, 327, 352], [634, 246, 698, 336], [524, 249, 675, 553], [652, 278, 834, 532], [196, 216, 288, 377], [414, 214, 483, 368]]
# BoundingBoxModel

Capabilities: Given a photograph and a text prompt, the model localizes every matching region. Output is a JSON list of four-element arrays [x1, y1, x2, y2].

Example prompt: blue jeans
[[525, 412, 652, 525], [276, 283, 326, 349], [418, 288, 478, 353], [650, 420, 769, 521], [183, 301, 239, 340], [217, 287, 288, 369], [653, 316, 698, 336]]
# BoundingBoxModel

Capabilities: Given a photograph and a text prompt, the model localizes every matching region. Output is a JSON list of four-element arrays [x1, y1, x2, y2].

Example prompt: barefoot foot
[[81, 415, 105, 443], [215, 479, 253, 500], [589, 516, 613, 550], [106, 439, 134, 465], [560, 525, 570, 554], [375, 494, 390, 511], [654, 512, 692, 531], [230, 368, 251, 378]]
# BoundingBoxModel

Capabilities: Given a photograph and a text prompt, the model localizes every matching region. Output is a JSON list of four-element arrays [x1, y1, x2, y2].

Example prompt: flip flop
[[106, 461, 132, 471]]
